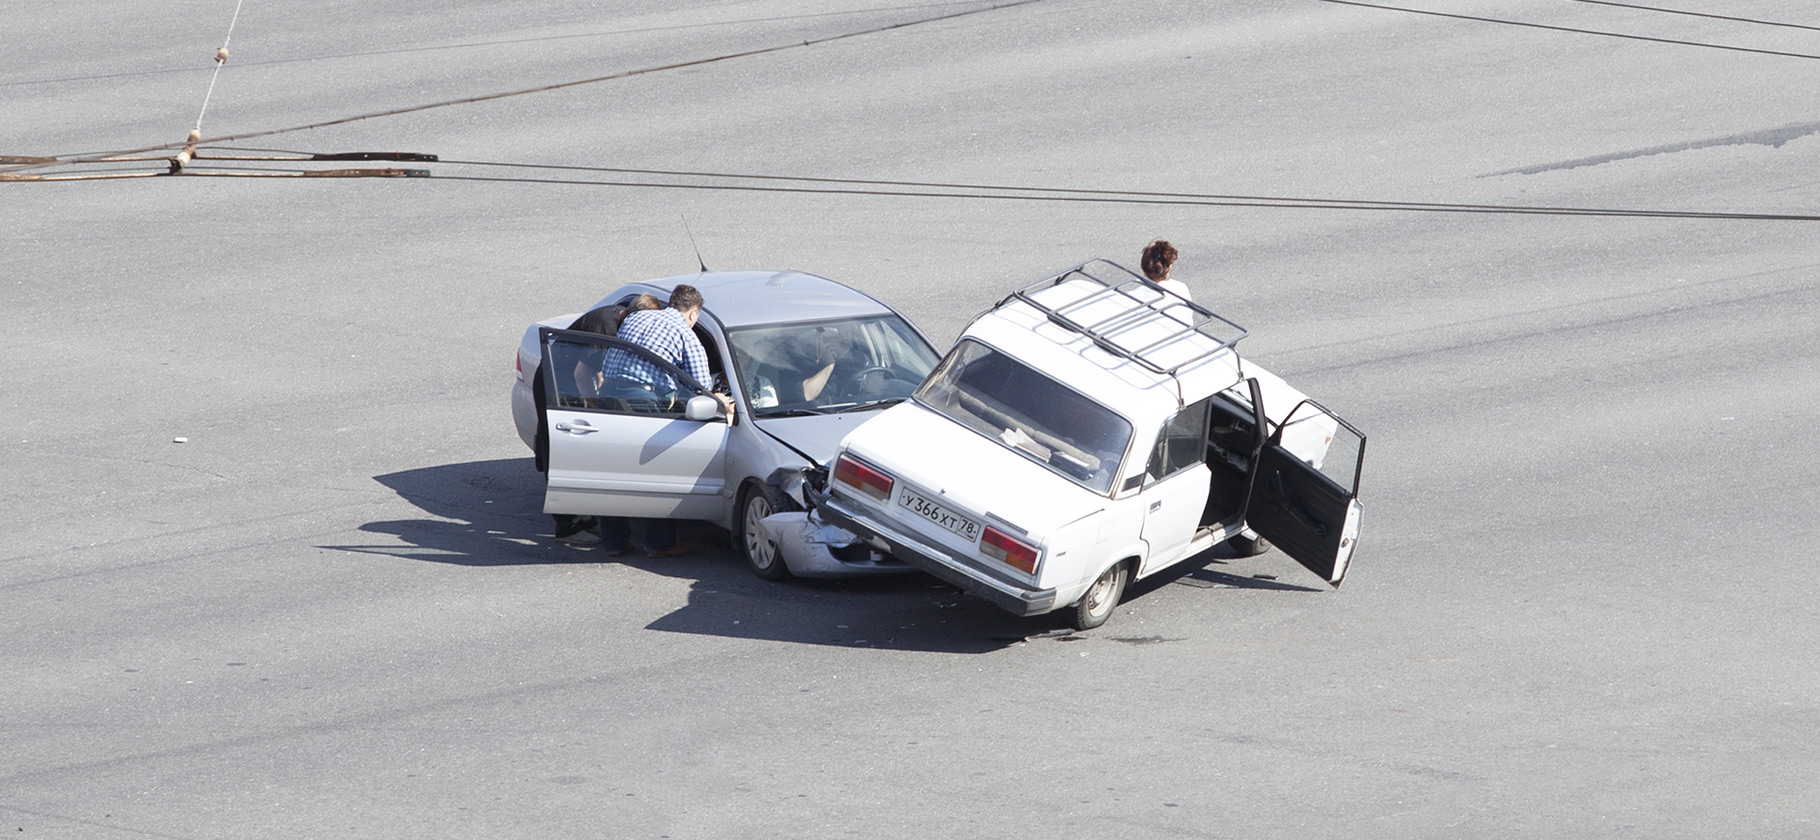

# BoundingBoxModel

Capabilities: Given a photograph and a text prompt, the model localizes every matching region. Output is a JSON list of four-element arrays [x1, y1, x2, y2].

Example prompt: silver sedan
[[512, 269, 939, 578]]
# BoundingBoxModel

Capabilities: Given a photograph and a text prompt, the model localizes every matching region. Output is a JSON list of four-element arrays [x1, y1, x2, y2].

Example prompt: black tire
[[739, 483, 793, 581], [1071, 561, 1129, 630], [1229, 533, 1271, 557]]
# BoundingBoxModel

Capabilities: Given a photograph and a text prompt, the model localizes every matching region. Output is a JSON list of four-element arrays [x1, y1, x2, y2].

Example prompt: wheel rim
[[1084, 568, 1117, 618], [744, 494, 778, 570]]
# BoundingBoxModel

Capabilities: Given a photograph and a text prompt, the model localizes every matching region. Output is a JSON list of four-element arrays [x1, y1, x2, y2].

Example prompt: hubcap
[[744, 495, 777, 569], [1086, 570, 1116, 615]]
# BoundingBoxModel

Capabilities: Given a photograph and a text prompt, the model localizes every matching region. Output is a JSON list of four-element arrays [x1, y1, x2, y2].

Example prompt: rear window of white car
[[915, 339, 1132, 494]]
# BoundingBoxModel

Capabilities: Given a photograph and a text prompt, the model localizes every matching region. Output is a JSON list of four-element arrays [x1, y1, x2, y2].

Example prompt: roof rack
[[1005, 259, 1248, 377]]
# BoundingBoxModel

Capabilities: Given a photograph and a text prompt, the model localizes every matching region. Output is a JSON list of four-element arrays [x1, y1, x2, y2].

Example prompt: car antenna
[[681, 215, 708, 273]]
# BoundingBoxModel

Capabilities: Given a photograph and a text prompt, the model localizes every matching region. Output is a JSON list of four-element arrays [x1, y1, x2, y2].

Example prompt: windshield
[[727, 315, 939, 418], [915, 339, 1133, 494]]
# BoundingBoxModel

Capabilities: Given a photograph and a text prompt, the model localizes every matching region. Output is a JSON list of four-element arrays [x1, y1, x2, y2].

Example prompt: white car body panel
[[544, 410, 729, 519]]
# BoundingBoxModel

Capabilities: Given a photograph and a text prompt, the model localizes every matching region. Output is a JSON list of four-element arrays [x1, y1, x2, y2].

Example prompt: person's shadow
[[340, 458, 1319, 652]]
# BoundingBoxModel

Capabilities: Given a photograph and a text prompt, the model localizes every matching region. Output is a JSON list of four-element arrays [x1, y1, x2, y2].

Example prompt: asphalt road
[[5, 1, 1818, 837]]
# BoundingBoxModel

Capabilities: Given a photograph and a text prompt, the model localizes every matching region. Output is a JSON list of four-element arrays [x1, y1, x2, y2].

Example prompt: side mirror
[[684, 394, 723, 422]]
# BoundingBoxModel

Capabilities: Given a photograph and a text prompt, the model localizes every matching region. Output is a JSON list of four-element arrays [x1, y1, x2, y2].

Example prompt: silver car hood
[[751, 409, 893, 465]]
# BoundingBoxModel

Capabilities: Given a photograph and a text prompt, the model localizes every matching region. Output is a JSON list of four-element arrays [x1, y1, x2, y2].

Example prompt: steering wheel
[[845, 365, 897, 396]]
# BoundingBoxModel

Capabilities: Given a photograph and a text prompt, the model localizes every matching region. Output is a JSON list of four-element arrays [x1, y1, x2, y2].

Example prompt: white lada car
[[807, 259, 1366, 629]]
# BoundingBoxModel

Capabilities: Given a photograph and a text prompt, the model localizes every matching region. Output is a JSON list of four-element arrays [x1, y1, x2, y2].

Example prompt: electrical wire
[[0, 1, 995, 90], [14, 150, 1817, 221], [423, 169, 1820, 222], [193, 0, 248, 137], [1569, 0, 1820, 33], [1, 0, 1044, 174], [431, 158, 1661, 214], [1315, 0, 1820, 61]]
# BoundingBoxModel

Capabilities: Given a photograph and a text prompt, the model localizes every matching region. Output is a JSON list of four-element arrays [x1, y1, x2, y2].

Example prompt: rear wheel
[[1071, 561, 1129, 630], [740, 484, 793, 581]]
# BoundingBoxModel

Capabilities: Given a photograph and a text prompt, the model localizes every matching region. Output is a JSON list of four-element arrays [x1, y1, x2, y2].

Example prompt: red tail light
[[981, 526, 1039, 574], [515, 350, 523, 373], [833, 454, 894, 502]]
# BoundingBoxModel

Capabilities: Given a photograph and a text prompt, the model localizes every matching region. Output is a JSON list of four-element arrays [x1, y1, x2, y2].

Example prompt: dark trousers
[[600, 517, 676, 552]]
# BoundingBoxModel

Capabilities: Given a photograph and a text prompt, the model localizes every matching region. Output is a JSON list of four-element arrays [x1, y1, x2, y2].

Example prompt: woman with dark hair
[[1140, 239, 1192, 302]]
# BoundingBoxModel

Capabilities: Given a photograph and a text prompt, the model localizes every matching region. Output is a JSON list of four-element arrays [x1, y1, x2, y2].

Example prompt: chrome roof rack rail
[[1003, 258, 1248, 377]]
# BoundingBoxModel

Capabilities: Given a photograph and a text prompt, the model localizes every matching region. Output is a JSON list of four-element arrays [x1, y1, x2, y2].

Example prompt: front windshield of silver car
[[915, 339, 1133, 494], [727, 315, 939, 417]]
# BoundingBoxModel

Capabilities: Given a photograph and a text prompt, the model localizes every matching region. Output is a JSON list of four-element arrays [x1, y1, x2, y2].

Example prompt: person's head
[[816, 326, 853, 362], [669, 284, 704, 325], [630, 293, 663, 312], [1140, 239, 1178, 282]]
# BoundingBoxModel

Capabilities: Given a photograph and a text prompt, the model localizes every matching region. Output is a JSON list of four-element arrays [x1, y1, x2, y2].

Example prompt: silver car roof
[[591, 270, 896, 329]]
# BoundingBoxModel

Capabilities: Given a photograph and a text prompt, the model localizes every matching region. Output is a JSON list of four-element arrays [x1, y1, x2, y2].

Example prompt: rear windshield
[[915, 339, 1132, 494]]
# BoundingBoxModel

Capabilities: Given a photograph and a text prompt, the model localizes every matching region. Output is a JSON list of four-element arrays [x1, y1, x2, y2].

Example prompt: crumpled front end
[[758, 508, 912, 579]]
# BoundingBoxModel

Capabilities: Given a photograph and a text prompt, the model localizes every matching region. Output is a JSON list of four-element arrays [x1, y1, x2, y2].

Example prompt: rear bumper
[[810, 488, 1057, 616], [511, 377, 538, 451]]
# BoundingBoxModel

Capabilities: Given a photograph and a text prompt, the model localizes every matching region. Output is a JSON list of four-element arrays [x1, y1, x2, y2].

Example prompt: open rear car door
[[1243, 397, 1365, 587]]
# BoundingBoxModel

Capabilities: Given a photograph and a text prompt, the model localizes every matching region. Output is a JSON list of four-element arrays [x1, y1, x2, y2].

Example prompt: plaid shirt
[[602, 307, 711, 395]]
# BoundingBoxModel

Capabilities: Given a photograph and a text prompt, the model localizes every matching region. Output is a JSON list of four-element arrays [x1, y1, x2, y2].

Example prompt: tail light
[[981, 526, 1039, 574], [833, 454, 894, 502]]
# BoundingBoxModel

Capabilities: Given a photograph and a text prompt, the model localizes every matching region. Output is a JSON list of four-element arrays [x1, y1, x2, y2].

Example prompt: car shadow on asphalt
[[346, 459, 1322, 653], [1127, 546, 1327, 600], [344, 458, 1049, 652]]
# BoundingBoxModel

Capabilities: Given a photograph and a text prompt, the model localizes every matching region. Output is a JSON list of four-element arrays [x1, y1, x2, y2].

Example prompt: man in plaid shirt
[[595, 284, 724, 558], [601, 284, 712, 399]]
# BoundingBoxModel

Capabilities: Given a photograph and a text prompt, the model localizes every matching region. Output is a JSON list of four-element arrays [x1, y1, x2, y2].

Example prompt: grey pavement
[[4, 1, 1818, 837]]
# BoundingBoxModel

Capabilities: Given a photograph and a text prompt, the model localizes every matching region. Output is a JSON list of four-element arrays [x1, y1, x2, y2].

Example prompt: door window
[[1274, 401, 1365, 496], [542, 329, 707, 419], [1146, 398, 1210, 483]]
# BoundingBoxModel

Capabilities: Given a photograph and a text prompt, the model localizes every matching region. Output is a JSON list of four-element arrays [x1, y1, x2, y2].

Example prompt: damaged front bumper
[[757, 509, 912, 579]]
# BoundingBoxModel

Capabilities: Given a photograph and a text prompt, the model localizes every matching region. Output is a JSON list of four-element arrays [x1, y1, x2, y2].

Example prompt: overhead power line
[[421, 159, 1820, 222], [13, 149, 1816, 221], [1569, 0, 1820, 33], [193, 0, 248, 137], [1316, 0, 1820, 61], [0, 1, 995, 90], [0, 0, 1044, 175]]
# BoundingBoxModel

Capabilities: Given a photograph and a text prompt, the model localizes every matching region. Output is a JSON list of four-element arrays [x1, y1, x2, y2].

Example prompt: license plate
[[898, 487, 981, 542]]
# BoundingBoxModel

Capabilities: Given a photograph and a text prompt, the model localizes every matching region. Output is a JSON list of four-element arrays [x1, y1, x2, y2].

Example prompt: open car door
[[540, 327, 730, 520], [1243, 398, 1365, 587]]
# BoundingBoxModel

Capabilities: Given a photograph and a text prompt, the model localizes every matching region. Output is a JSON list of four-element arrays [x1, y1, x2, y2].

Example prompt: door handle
[[1149, 500, 1162, 512], [555, 421, 597, 434]]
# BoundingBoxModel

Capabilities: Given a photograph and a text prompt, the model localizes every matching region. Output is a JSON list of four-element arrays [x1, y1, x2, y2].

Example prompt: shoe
[[646, 544, 694, 558], [557, 530, 602, 546], [604, 541, 637, 557], [552, 515, 597, 539]]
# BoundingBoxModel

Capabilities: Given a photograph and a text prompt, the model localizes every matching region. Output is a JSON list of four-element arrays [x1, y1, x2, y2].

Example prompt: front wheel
[[740, 484, 793, 581], [1071, 561, 1129, 630]]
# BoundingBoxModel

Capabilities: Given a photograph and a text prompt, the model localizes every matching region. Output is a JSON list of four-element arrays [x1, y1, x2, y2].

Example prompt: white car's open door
[[1242, 398, 1365, 587], [539, 328, 730, 520]]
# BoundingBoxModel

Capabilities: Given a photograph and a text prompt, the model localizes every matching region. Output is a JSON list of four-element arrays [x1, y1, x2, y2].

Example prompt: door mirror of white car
[[684, 394, 723, 422]]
